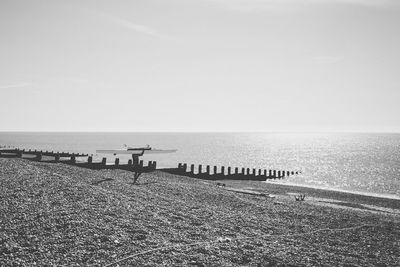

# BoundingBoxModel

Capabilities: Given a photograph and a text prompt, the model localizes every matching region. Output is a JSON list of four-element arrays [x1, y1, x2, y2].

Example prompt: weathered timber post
[[282, 171, 285, 178], [198, 164, 202, 174], [152, 161, 157, 170], [227, 167, 231, 176], [55, 154, 60, 162], [242, 167, 245, 175], [263, 169, 267, 176], [235, 167, 239, 174], [87, 156, 92, 163], [191, 164, 195, 174], [183, 163, 187, 172], [258, 169, 262, 176], [253, 168, 256, 176], [115, 158, 120, 166], [246, 168, 250, 175], [70, 155, 76, 164], [148, 161, 152, 168], [287, 171, 290, 176], [291, 171, 295, 175], [269, 170, 272, 177], [213, 166, 217, 175], [277, 170, 281, 178], [221, 166, 225, 176], [206, 165, 210, 175], [139, 160, 144, 168], [102, 157, 106, 165], [273, 170, 277, 178], [178, 163, 182, 169]]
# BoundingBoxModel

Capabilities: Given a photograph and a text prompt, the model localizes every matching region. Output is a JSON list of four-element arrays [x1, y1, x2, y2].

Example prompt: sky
[[0, 0, 399, 132]]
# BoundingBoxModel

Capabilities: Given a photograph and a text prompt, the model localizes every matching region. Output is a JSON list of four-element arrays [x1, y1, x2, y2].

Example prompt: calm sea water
[[1, 132, 399, 197]]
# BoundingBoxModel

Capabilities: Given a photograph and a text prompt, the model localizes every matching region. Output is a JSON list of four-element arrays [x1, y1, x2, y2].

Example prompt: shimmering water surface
[[1, 132, 399, 197]]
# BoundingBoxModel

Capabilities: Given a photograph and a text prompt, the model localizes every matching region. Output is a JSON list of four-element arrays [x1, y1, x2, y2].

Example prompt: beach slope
[[1, 158, 399, 266]]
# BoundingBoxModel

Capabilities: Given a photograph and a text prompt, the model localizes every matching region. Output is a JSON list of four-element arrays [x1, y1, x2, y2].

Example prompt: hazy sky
[[1, 0, 399, 132]]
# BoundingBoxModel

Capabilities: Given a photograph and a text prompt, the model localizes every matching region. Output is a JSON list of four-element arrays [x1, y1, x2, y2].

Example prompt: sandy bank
[[1, 158, 399, 266]]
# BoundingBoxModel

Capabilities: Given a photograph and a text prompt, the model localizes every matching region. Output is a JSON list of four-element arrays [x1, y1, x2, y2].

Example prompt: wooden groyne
[[162, 163, 301, 181], [0, 148, 156, 172], [0, 148, 87, 158], [1, 147, 300, 181]]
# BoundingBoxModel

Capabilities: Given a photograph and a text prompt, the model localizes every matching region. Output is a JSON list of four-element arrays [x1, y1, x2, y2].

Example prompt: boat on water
[[96, 145, 177, 155]]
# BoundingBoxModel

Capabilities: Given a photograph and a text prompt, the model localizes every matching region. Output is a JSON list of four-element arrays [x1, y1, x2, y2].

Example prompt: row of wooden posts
[[174, 163, 301, 181], [1, 148, 299, 181], [0, 148, 88, 158], [0, 148, 156, 171]]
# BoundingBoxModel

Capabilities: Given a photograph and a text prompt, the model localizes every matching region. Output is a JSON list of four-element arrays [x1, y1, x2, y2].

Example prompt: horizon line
[[0, 130, 399, 134]]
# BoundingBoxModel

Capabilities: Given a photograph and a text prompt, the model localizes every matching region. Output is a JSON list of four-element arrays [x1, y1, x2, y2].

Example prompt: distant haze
[[1, 0, 399, 132]]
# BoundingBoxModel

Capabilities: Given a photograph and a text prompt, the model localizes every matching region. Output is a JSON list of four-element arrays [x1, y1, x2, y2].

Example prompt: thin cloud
[[0, 82, 31, 89], [209, 0, 396, 12], [97, 12, 163, 38]]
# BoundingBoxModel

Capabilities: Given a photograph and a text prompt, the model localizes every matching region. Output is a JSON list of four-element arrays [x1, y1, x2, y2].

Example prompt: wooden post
[[140, 160, 144, 168], [37, 153, 42, 161], [277, 170, 281, 178], [269, 170, 272, 177], [183, 163, 187, 172], [198, 164, 202, 174], [128, 159, 132, 165], [227, 167, 231, 176], [258, 169, 262, 176], [206, 165, 210, 175], [115, 158, 120, 166], [221, 166, 225, 176], [213, 166, 217, 175], [102, 157, 107, 165], [178, 163, 182, 169], [273, 170, 276, 178], [152, 161, 157, 170], [235, 167, 239, 174], [264, 169, 267, 176], [252, 168, 256, 176], [282, 171, 285, 178], [55, 154, 60, 162], [291, 171, 294, 175], [148, 161, 152, 168], [191, 164, 195, 174], [242, 167, 245, 175], [246, 168, 250, 175], [71, 155, 76, 164], [287, 171, 290, 176]]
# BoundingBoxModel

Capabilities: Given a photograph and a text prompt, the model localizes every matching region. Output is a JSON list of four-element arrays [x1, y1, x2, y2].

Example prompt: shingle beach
[[1, 158, 399, 266]]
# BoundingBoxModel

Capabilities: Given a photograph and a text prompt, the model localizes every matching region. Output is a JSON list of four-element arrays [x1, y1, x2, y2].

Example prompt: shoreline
[[266, 180, 400, 200], [216, 179, 400, 212]]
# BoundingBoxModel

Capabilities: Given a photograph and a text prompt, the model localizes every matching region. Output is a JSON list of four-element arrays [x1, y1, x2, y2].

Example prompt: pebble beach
[[1, 158, 399, 266]]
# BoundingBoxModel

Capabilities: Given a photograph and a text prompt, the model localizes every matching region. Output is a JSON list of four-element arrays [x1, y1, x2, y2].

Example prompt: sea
[[1, 132, 399, 199]]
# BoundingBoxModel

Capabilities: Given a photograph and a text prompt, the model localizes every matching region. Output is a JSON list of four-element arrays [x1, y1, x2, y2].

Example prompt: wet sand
[[1, 158, 399, 266]]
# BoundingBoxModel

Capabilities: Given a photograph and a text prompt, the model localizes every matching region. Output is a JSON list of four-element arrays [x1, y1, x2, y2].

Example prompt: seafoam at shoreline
[[266, 180, 400, 200]]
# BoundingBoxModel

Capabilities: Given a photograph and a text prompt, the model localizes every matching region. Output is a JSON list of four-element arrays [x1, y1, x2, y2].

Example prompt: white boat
[[96, 145, 177, 155]]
